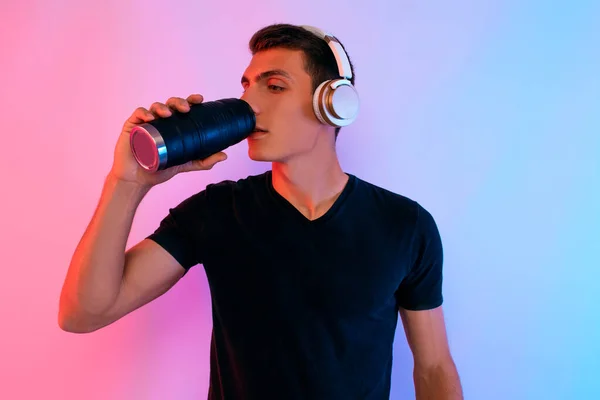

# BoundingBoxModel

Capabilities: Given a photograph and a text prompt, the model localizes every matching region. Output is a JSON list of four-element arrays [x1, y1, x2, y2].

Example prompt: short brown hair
[[248, 23, 356, 137]]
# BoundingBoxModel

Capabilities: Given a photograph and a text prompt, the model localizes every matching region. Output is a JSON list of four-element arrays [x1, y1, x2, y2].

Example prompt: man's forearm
[[414, 360, 463, 400]]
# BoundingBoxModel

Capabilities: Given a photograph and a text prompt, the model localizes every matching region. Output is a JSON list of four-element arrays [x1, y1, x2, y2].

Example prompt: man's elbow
[[414, 356, 463, 399], [57, 300, 106, 334], [58, 308, 93, 333], [415, 356, 458, 376]]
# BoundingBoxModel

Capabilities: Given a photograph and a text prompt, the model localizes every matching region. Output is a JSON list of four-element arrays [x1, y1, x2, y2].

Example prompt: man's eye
[[268, 85, 284, 92]]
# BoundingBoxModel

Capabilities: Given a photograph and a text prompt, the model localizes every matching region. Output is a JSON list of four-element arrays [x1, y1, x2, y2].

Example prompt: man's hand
[[110, 93, 227, 189]]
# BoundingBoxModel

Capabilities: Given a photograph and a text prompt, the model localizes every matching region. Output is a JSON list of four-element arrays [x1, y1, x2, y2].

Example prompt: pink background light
[[1, 1, 598, 399]]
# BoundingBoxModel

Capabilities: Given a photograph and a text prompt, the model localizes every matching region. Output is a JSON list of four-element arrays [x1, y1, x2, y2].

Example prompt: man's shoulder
[[204, 170, 270, 198], [352, 174, 422, 216], [352, 175, 441, 247], [168, 171, 269, 213]]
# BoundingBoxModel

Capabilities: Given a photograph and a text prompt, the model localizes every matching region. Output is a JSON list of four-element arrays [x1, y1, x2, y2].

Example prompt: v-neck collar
[[264, 170, 356, 227]]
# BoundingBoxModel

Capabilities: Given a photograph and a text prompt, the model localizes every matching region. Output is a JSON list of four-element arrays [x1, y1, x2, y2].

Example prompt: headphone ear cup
[[313, 79, 360, 128], [312, 80, 331, 125]]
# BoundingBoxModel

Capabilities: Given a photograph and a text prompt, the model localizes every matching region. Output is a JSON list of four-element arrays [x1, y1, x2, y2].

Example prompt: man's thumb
[[187, 152, 228, 172]]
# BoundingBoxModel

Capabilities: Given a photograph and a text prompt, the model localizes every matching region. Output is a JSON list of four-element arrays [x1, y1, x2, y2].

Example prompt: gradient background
[[1, 0, 598, 399]]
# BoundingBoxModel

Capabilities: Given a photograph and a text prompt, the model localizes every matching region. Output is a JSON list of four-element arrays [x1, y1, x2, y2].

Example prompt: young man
[[59, 24, 463, 399]]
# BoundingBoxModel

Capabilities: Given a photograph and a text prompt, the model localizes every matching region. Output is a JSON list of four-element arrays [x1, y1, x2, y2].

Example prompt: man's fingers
[[130, 94, 204, 126], [186, 94, 204, 104], [166, 97, 191, 113], [128, 107, 155, 124], [149, 102, 172, 118]]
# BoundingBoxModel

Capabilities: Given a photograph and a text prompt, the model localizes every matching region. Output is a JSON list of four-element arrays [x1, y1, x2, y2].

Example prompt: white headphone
[[301, 25, 360, 128]]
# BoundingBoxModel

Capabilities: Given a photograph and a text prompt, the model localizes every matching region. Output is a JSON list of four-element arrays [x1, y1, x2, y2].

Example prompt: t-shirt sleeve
[[395, 204, 444, 311], [146, 191, 209, 274]]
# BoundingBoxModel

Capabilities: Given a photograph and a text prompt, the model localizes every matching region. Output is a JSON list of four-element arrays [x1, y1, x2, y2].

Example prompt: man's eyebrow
[[241, 69, 294, 85]]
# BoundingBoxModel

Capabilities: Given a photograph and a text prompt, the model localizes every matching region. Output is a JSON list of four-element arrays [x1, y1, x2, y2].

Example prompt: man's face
[[240, 48, 328, 162]]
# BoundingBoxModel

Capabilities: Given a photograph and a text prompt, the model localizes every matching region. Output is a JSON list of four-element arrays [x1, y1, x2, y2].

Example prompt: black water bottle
[[130, 98, 256, 172]]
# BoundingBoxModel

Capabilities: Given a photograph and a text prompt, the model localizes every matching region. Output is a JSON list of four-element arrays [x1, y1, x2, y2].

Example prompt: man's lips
[[249, 128, 268, 139]]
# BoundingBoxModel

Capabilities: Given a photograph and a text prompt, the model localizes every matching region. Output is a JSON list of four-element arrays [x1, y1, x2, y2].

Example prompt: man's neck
[[271, 149, 349, 221]]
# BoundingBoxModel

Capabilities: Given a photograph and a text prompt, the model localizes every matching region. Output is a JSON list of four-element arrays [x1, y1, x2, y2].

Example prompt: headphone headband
[[300, 25, 353, 80]]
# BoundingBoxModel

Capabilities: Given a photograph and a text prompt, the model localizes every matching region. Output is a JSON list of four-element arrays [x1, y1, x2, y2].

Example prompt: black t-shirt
[[147, 171, 443, 400]]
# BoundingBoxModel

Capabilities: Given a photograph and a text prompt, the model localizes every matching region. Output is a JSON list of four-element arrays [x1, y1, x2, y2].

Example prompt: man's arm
[[399, 306, 463, 400], [58, 175, 185, 333], [58, 94, 226, 333]]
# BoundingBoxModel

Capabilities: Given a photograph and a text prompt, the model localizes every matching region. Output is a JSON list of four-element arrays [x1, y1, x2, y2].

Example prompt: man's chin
[[248, 148, 273, 162], [247, 139, 291, 163]]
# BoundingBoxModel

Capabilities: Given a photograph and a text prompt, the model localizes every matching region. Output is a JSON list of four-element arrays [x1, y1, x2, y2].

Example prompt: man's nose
[[240, 88, 260, 115]]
